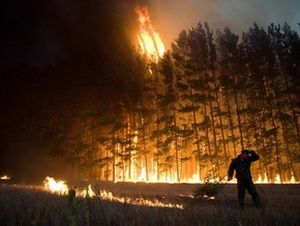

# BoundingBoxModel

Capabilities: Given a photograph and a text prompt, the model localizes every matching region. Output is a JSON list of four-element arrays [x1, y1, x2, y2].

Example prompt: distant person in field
[[227, 149, 262, 209]]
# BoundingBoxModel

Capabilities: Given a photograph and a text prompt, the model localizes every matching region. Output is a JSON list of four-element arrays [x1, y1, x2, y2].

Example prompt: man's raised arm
[[248, 150, 259, 162]]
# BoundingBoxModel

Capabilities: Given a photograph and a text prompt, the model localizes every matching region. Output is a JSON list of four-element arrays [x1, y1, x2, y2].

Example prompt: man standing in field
[[227, 149, 262, 209]]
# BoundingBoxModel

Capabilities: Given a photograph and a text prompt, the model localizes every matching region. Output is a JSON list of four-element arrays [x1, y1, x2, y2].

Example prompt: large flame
[[135, 5, 165, 61]]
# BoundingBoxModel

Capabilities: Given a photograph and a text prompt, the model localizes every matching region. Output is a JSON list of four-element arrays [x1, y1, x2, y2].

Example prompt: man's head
[[240, 149, 250, 159]]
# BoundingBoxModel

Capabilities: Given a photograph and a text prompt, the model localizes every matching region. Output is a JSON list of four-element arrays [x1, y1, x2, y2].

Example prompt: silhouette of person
[[228, 149, 262, 209]]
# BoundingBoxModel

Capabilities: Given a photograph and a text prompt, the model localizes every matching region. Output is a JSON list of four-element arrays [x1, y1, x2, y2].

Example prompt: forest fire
[[135, 5, 165, 61], [1, 0, 300, 224]]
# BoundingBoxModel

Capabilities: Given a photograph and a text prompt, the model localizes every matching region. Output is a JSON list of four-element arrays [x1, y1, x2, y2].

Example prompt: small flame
[[135, 5, 165, 62], [203, 195, 216, 200], [274, 174, 281, 184], [80, 185, 96, 198], [256, 172, 269, 184], [43, 176, 68, 195], [290, 175, 296, 183], [0, 175, 11, 180]]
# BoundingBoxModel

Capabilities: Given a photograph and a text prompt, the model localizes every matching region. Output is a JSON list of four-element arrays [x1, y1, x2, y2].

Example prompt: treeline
[[1, 21, 299, 183], [0, 0, 140, 181], [63, 22, 299, 183]]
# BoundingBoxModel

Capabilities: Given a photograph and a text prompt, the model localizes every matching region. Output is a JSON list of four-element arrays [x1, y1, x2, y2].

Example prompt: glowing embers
[[43, 176, 68, 195], [135, 5, 165, 62], [0, 175, 11, 180]]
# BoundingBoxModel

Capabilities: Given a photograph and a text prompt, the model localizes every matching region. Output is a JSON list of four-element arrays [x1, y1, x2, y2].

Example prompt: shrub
[[194, 182, 223, 200]]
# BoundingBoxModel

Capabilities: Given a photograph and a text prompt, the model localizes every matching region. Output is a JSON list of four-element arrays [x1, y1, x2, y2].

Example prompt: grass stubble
[[0, 183, 299, 226]]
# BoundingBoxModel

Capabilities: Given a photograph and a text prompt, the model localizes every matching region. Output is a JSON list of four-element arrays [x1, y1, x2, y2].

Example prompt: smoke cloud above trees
[[149, 0, 300, 47]]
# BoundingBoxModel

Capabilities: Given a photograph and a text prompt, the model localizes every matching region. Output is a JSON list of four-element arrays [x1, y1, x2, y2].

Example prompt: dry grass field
[[0, 182, 299, 226]]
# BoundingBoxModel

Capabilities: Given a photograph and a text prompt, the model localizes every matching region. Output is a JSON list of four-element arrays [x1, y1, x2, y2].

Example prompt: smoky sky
[[149, 0, 300, 47], [0, 0, 136, 67], [0, 0, 138, 179], [0, 0, 299, 66]]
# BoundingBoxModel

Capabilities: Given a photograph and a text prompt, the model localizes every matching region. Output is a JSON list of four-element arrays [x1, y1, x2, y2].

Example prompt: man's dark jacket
[[228, 151, 259, 180]]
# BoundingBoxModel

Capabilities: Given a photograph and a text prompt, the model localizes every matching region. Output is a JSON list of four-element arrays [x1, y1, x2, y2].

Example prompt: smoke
[[0, 0, 138, 67], [0, 0, 140, 181], [1, 0, 299, 65], [148, 0, 300, 47]]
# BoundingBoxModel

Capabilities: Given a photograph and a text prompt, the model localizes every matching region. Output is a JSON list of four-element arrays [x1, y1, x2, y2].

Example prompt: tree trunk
[[234, 91, 244, 149], [189, 87, 201, 180], [265, 77, 283, 183], [212, 72, 227, 159], [173, 113, 180, 182], [271, 78, 298, 181], [224, 89, 237, 156], [141, 111, 149, 181]]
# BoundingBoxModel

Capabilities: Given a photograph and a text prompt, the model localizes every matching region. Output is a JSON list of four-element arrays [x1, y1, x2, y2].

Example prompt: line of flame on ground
[[112, 165, 298, 184], [43, 177, 183, 209], [42, 174, 298, 210]]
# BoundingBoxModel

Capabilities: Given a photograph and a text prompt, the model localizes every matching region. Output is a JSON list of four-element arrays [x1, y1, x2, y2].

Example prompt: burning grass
[[42, 177, 183, 209], [0, 182, 299, 226]]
